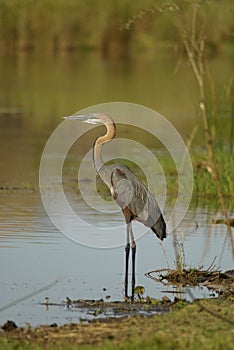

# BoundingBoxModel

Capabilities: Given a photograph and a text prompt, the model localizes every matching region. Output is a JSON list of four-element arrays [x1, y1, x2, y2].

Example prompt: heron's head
[[63, 113, 109, 125]]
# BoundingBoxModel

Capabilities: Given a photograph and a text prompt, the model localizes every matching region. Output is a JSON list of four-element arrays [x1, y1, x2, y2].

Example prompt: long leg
[[129, 223, 136, 300], [124, 224, 130, 298]]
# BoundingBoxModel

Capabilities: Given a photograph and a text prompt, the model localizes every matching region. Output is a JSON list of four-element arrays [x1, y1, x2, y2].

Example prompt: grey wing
[[110, 165, 161, 222], [136, 191, 162, 227], [110, 166, 139, 210], [110, 165, 166, 240], [131, 187, 166, 240]]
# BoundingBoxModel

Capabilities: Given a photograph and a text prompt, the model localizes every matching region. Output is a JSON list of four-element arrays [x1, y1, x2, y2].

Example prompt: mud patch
[[41, 296, 174, 320]]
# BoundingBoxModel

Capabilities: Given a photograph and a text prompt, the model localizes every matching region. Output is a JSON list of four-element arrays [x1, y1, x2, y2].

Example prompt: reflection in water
[[0, 193, 58, 247]]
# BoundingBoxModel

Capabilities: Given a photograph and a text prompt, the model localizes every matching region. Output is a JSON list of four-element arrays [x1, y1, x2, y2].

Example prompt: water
[[0, 191, 232, 327], [0, 52, 233, 327]]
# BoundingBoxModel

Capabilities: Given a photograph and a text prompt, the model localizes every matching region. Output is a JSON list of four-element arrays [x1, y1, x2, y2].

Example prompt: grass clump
[[146, 267, 234, 288], [191, 149, 234, 209]]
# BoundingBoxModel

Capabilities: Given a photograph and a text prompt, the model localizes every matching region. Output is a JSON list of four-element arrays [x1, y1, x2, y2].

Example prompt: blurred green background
[[0, 0, 233, 204], [0, 0, 233, 56]]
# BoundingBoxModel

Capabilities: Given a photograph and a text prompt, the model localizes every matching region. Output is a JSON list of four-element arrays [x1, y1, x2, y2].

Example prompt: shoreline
[[1, 297, 233, 349]]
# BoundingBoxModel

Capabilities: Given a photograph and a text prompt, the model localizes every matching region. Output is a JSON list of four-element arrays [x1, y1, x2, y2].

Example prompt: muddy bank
[[1, 297, 233, 349], [1, 268, 233, 349]]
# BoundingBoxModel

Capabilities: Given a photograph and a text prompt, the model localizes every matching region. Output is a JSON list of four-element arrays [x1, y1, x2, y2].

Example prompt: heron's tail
[[151, 213, 166, 241]]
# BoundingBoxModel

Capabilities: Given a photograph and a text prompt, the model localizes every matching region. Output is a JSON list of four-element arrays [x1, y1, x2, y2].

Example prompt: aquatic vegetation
[[146, 268, 234, 297], [212, 218, 234, 227], [191, 149, 234, 210]]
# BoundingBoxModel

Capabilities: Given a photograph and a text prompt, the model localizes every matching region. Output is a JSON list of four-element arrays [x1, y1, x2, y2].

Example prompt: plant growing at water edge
[[173, 231, 186, 272], [177, 2, 233, 257]]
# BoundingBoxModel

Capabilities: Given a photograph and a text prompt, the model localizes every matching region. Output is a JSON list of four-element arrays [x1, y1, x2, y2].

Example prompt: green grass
[[1, 298, 233, 350], [191, 149, 234, 209], [158, 148, 234, 210]]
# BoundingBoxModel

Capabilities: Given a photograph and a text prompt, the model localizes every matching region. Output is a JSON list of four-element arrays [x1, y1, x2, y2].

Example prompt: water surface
[[0, 191, 232, 327]]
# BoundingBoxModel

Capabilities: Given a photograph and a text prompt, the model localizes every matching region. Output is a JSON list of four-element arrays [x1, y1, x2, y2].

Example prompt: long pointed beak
[[63, 113, 103, 125], [63, 115, 90, 121]]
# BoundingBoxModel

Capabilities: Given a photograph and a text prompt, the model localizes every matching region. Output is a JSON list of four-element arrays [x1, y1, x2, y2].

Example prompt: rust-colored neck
[[92, 116, 116, 173]]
